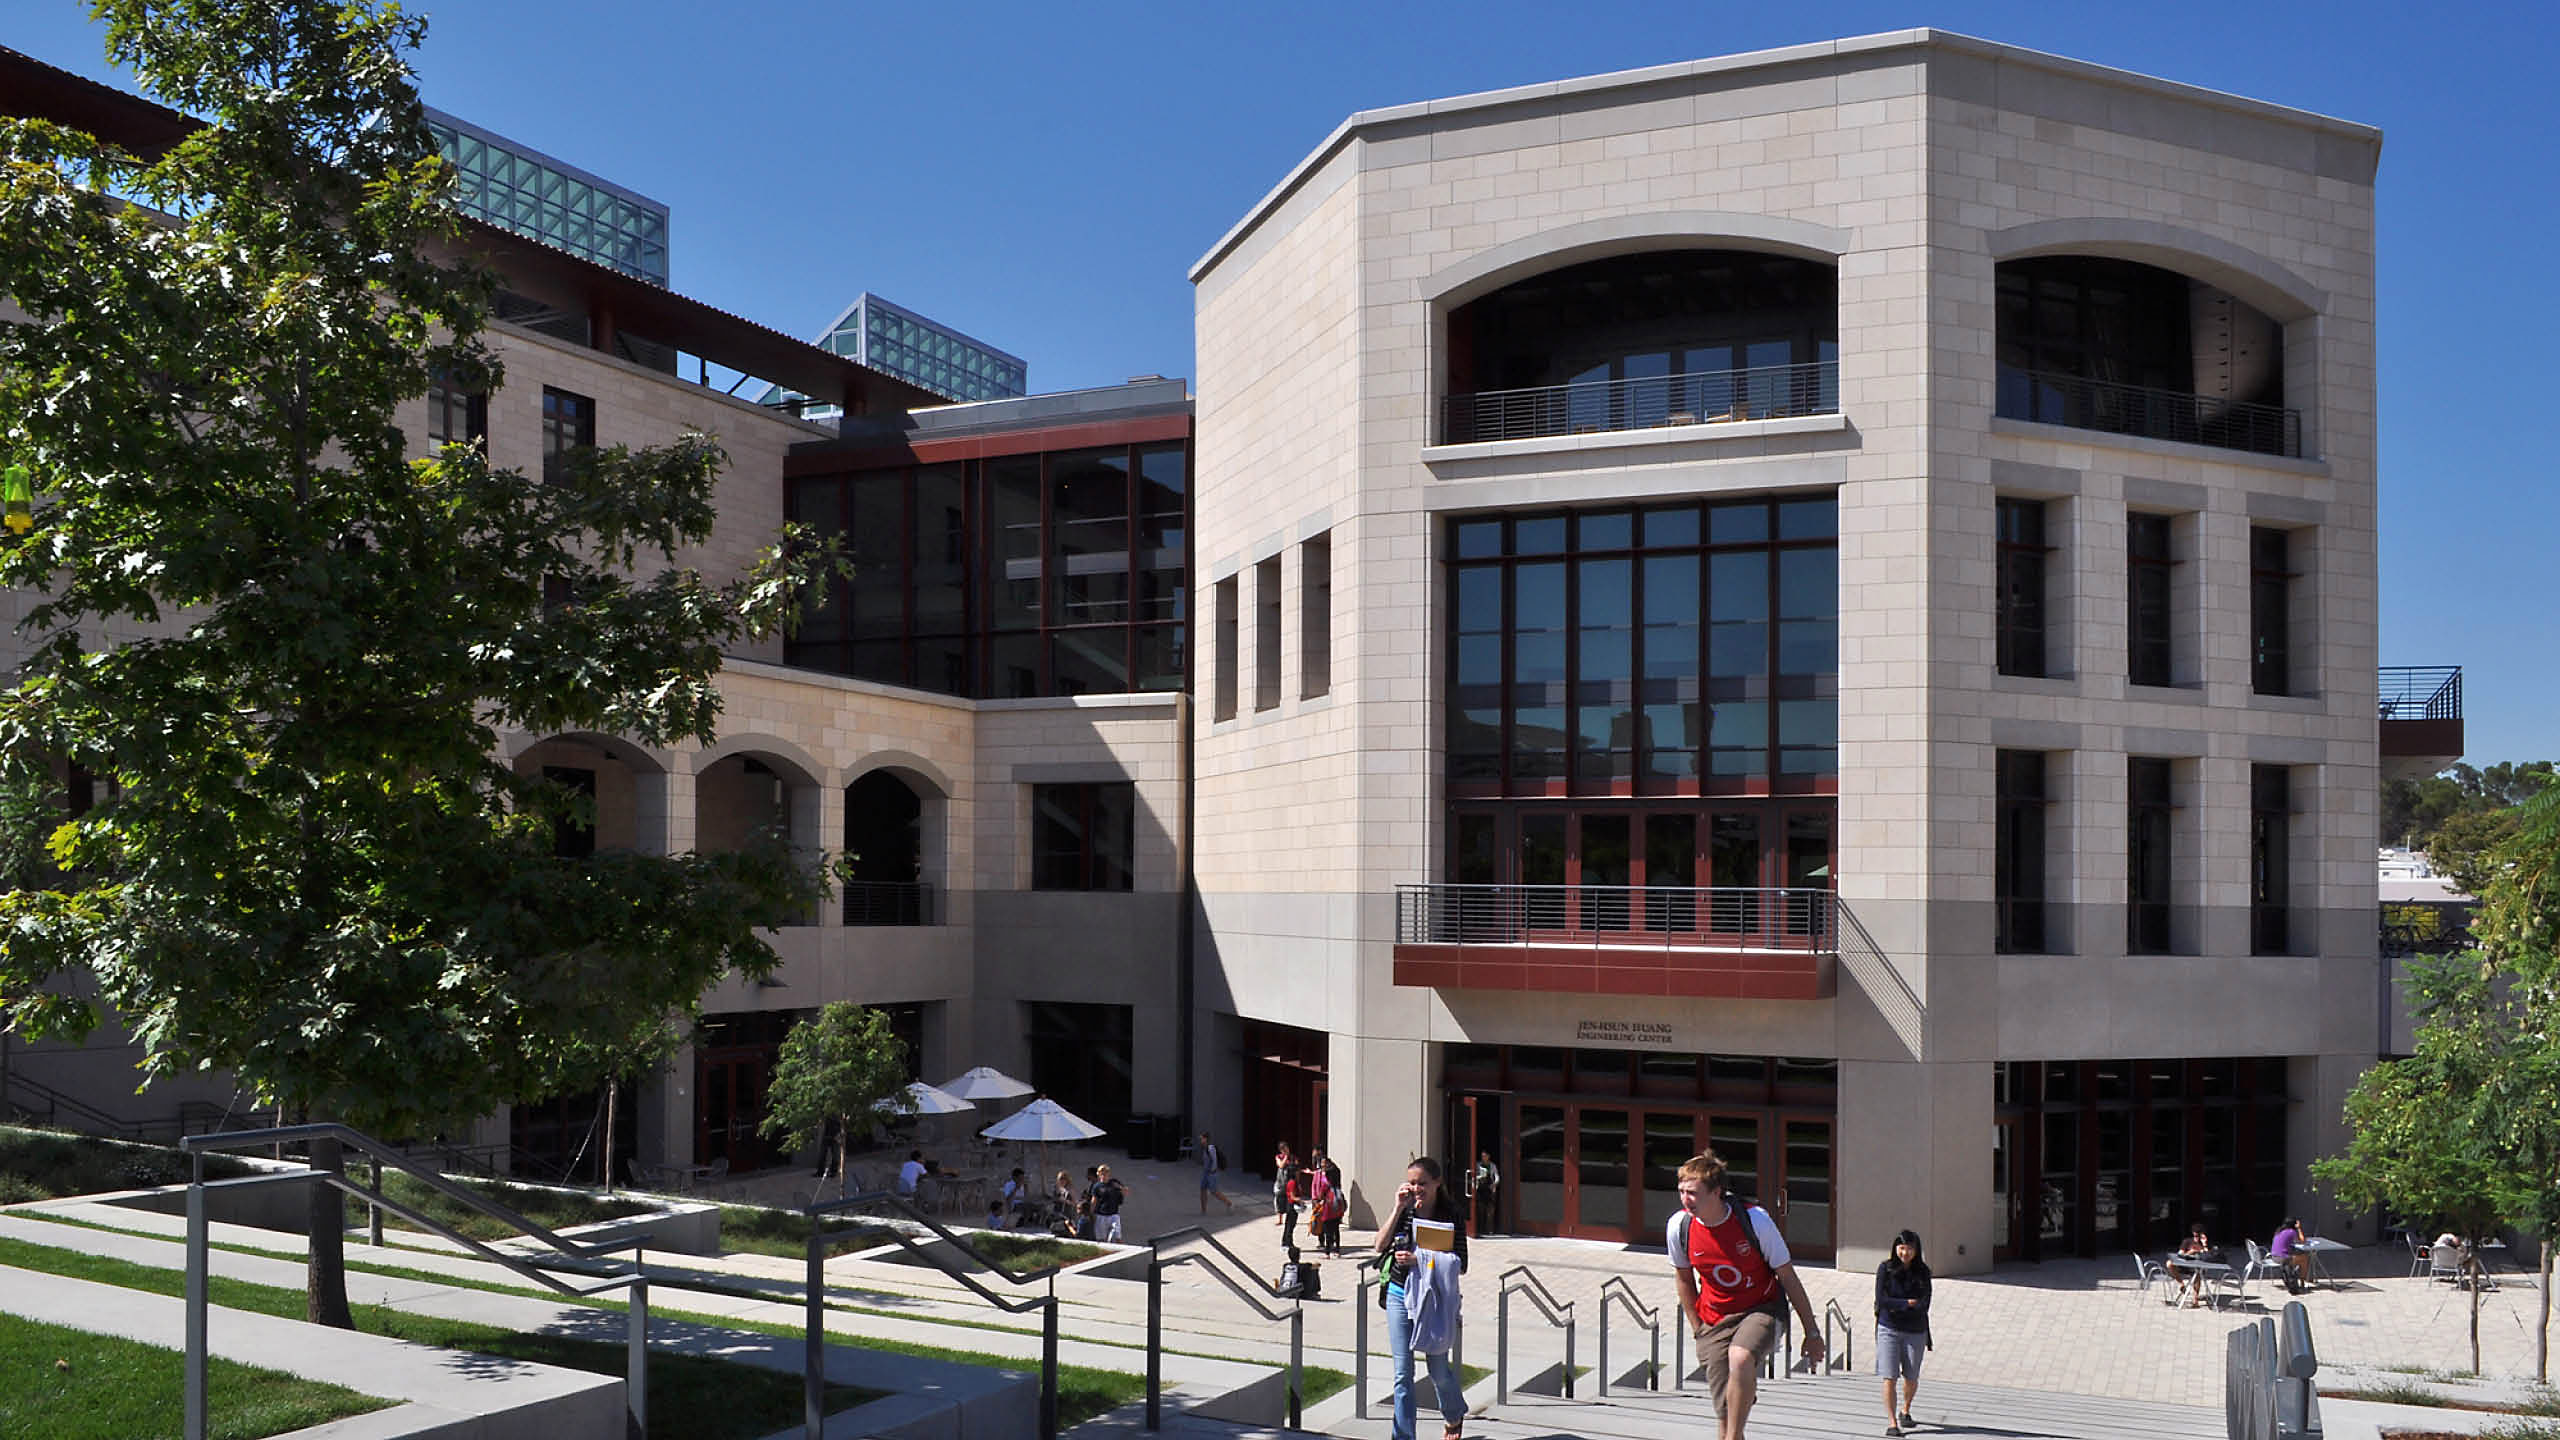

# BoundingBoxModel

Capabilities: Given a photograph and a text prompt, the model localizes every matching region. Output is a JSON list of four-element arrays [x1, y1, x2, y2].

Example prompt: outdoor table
[[2303, 1236, 2350, 1288], [2163, 1255, 2230, 1306]]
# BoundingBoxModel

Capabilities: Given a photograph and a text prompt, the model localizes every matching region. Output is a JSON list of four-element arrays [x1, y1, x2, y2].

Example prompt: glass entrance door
[[1569, 1106, 1633, 1239]]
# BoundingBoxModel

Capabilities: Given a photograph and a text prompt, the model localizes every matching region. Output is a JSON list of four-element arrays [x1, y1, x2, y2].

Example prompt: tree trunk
[[2468, 1252, 2483, 1375], [602, 1082, 618, 1195], [306, 1133, 354, 1329], [2539, 1241, 2553, 1383], [836, 1125, 851, 1200]]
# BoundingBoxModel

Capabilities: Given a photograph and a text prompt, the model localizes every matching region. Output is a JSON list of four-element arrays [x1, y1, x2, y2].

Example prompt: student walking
[[1668, 1150, 1824, 1440], [1090, 1164, 1128, 1243], [1198, 1131, 1234, 1214], [1875, 1229, 1932, 1436], [1374, 1157, 1470, 1440]]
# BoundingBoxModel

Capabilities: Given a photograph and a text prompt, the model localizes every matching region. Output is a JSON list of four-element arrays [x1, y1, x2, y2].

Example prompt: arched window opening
[[843, 769, 932, 925], [1995, 256, 2297, 457], [1443, 250, 1838, 444]]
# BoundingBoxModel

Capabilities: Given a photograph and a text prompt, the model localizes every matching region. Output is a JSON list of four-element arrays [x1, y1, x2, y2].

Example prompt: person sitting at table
[[2169, 1222, 2218, 1307], [2269, 1219, 2312, 1293], [897, 1149, 928, 1197], [1001, 1168, 1030, 1224]]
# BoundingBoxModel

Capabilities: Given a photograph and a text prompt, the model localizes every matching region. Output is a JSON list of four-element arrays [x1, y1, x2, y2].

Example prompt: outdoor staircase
[[1322, 1374, 2226, 1440]]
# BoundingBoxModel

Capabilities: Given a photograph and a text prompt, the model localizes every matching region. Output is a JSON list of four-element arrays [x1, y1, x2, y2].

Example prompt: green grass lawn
[[0, 1124, 256, 1205], [715, 1200, 901, 1259], [0, 1235, 878, 1440], [346, 1167, 656, 1242], [0, 1311, 393, 1440], [965, 1231, 1109, 1272]]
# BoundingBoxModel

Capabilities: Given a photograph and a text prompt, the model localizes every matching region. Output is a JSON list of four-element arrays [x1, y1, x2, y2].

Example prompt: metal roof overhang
[[0, 45, 935, 415]]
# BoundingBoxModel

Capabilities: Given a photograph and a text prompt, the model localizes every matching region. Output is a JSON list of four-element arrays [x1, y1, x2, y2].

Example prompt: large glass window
[[1445, 497, 1837, 793], [2127, 513, 2176, 688], [1213, 577, 1239, 723], [1995, 750, 2048, 953], [785, 439, 1188, 699], [1301, 534, 1332, 699], [1996, 498, 2049, 678], [1032, 782, 1135, 892]]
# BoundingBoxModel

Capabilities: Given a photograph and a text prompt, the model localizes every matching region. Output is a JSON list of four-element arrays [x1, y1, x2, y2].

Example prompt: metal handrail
[[1833, 900, 1926, 1062], [2378, 666, 2462, 720], [1442, 360, 1838, 445], [804, 1188, 1063, 1439], [1995, 364, 2302, 458], [1822, 1297, 1857, 1375], [1396, 883, 1841, 952], [1144, 1226, 1305, 1432], [1355, 1252, 1471, 1420], [842, 879, 935, 926], [180, 1123, 654, 1440], [1494, 1264, 1576, 1405], [1596, 1276, 1660, 1397]]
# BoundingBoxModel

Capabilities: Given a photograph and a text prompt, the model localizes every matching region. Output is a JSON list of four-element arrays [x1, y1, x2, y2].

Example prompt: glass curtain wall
[[786, 440, 1187, 698]]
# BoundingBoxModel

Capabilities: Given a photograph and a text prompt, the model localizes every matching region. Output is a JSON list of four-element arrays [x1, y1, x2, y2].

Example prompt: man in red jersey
[[1668, 1150, 1824, 1440]]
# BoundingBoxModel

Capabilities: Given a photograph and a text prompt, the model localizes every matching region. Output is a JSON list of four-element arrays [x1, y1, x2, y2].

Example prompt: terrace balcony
[[1995, 365, 2302, 459], [1439, 360, 1838, 446], [2379, 666, 2463, 785], [1392, 882, 1845, 1000]]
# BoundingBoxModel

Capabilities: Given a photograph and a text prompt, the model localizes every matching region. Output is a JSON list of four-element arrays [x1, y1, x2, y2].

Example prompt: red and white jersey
[[1667, 1201, 1791, 1325]]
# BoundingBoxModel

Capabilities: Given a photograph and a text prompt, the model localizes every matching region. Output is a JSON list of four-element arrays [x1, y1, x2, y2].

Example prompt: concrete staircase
[[1321, 1374, 2227, 1440]]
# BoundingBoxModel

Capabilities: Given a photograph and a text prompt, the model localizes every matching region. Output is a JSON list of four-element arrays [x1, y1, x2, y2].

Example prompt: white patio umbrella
[[938, 1066, 1036, 1101], [980, 1098, 1108, 1213], [882, 1080, 976, 1116]]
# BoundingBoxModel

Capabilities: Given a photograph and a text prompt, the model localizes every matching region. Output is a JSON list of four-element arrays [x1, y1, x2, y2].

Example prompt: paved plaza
[[706, 1142, 2554, 1412], [6, 1146, 2550, 1438]]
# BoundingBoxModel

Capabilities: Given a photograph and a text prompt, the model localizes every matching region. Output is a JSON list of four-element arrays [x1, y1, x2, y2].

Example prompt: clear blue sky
[[11, 0, 2554, 766]]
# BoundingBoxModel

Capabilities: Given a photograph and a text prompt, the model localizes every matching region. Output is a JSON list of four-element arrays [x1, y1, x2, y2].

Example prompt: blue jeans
[[1386, 1283, 1464, 1440]]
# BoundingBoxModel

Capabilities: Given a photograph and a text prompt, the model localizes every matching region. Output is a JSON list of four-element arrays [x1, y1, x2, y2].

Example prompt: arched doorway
[[843, 769, 930, 924]]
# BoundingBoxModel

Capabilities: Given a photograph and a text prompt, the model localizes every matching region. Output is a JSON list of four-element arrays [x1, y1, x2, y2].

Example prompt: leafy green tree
[[760, 1004, 913, 1189], [2313, 955, 2508, 1373], [2468, 784, 2560, 1381], [2382, 761, 2555, 852], [0, 0, 825, 1324]]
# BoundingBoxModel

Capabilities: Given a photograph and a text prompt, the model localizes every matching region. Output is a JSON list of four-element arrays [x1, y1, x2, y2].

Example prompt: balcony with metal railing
[[2379, 666, 2463, 783], [1439, 360, 1838, 446], [1393, 883, 1837, 1000], [843, 880, 936, 926], [1995, 365, 2302, 459]]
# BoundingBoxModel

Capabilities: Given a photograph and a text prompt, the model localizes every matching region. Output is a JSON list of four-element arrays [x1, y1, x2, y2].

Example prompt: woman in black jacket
[[1875, 1228, 1931, 1437]]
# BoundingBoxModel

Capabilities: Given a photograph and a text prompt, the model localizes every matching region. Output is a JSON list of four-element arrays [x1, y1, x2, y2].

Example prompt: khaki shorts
[[1696, 1300, 1787, 1405]]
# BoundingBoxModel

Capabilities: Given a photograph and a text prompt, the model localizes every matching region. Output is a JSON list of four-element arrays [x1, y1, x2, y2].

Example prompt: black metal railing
[[1996, 365, 2301, 458], [182, 1123, 655, 1440], [1396, 883, 1838, 951], [804, 1189, 1064, 1440], [1441, 361, 1837, 445], [2381, 900, 2478, 959], [2378, 666, 2461, 721], [1145, 1226, 1305, 1432], [843, 880, 935, 927]]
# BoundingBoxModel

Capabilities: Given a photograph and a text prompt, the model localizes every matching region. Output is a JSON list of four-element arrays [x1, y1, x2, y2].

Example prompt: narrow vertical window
[[426, 369, 487, 446], [2127, 513, 2175, 687], [2251, 527, 2294, 696], [1995, 749, 2048, 953], [1254, 555, 1282, 711], [2250, 766, 2292, 954], [2127, 757, 2174, 954], [540, 386, 594, 484], [1995, 498, 2049, 677], [1301, 534, 1331, 699], [1213, 576, 1239, 722]]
